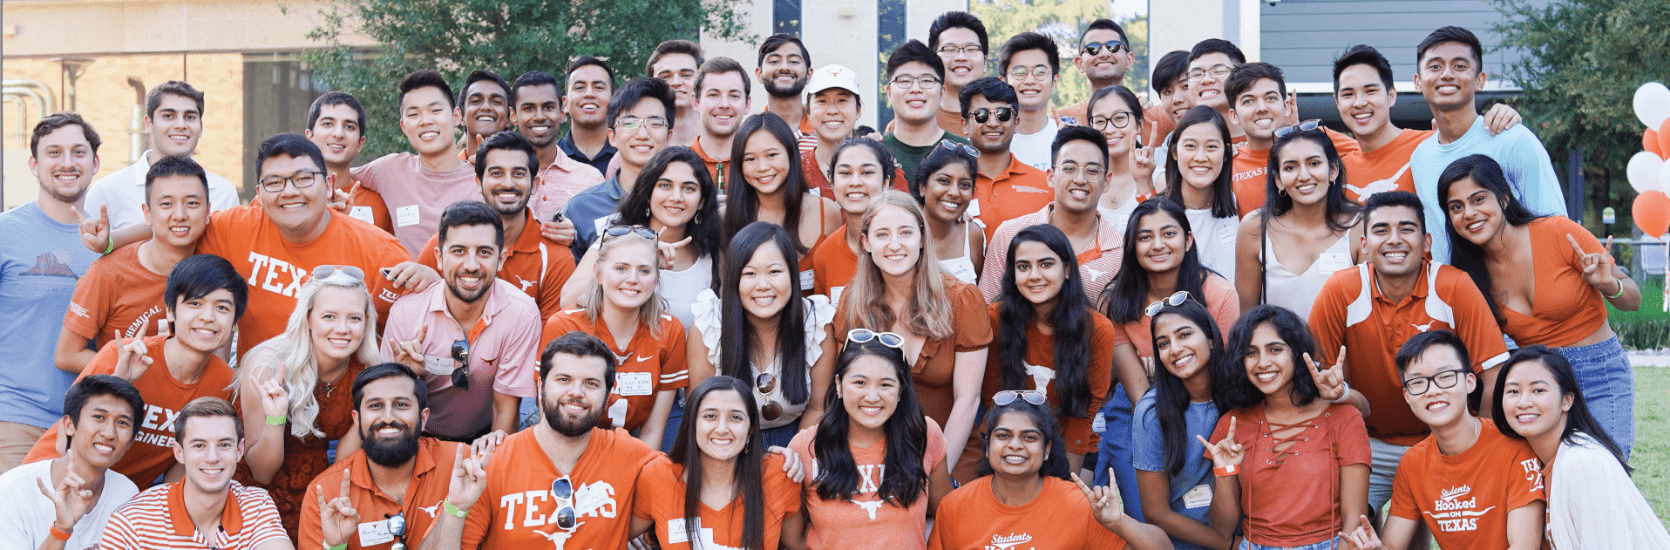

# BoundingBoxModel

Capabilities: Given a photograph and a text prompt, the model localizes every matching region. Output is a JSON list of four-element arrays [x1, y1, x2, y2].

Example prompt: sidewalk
[[1630, 352, 1670, 367]]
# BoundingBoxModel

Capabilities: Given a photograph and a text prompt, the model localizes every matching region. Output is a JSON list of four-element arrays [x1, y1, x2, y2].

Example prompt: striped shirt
[[100, 480, 287, 549]]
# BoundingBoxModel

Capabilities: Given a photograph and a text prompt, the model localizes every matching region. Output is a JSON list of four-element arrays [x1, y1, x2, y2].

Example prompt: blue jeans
[[1094, 384, 1144, 522], [1240, 537, 1341, 550], [1557, 335, 1634, 458]]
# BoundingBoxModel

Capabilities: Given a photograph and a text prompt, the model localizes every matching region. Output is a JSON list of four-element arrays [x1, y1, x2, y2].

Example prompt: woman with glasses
[[1439, 154, 1641, 455], [722, 113, 842, 286], [1095, 198, 1240, 518], [630, 375, 806, 550], [909, 140, 985, 284], [1087, 85, 1156, 233], [809, 139, 907, 298], [785, 333, 953, 550], [559, 146, 722, 328], [930, 390, 1172, 550], [689, 222, 838, 448], [1133, 299, 1231, 550], [1234, 123, 1363, 318], [543, 226, 687, 448], [833, 190, 992, 482], [235, 265, 381, 536], [1164, 106, 1240, 280], [1201, 305, 1369, 550]]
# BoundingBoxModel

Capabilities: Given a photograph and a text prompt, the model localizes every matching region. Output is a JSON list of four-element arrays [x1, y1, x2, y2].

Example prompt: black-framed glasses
[[938, 140, 980, 157], [1082, 40, 1126, 57], [1090, 111, 1135, 131], [550, 476, 578, 530], [1186, 64, 1233, 82], [1273, 119, 1324, 139], [604, 224, 658, 241], [846, 328, 905, 349], [1007, 65, 1053, 82], [936, 44, 983, 57], [889, 75, 942, 89], [969, 107, 1015, 124], [311, 264, 365, 281], [386, 512, 408, 550], [451, 339, 471, 390], [1403, 369, 1468, 396], [993, 390, 1047, 406], [258, 171, 324, 194], [1144, 291, 1192, 317]]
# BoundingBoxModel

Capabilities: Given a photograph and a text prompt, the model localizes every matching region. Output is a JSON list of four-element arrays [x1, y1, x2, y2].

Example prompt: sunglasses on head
[[1144, 291, 1193, 317], [993, 390, 1047, 406], [312, 264, 365, 281], [938, 140, 980, 157], [451, 339, 471, 390], [968, 107, 1015, 124], [846, 328, 905, 349], [604, 225, 658, 241], [1273, 119, 1324, 139]]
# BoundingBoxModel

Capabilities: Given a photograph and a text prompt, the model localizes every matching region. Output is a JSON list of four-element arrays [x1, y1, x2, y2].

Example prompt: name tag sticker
[[396, 205, 420, 227], [666, 518, 689, 543], [799, 269, 815, 291], [358, 519, 394, 546], [1183, 484, 1213, 509], [1317, 252, 1352, 274], [617, 371, 653, 396], [575, 483, 610, 516], [967, 199, 982, 217], [349, 206, 375, 225]]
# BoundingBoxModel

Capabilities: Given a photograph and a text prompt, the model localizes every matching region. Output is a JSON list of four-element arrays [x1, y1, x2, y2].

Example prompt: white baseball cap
[[804, 64, 862, 98]]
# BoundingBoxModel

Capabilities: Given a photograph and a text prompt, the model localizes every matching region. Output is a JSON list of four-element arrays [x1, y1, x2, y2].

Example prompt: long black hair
[[1216, 305, 1322, 411], [1438, 154, 1545, 323], [718, 222, 810, 405], [828, 138, 899, 190], [669, 376, 769, 549], [1147, 300, 1226, 475], [995, 225, 1093, 418], [972, 398, 1071, 480], [1101, 198, 1211, 324], [724, 112, 813, 254], [1263, 127, 1359, 230], [615, 145, 724, 266], [910, 141, 978, 201], [1491, 346, 1631, 473], [812, 339, 930, 507], [1163, 106, 1237, 219]]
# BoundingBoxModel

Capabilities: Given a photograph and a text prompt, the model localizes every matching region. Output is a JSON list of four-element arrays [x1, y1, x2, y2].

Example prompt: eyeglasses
[[386, 512, 408, 550], [993, 390, 1047, 406], [889, 75, 942, 89], [938, 140, 980, 157], [1055, 162, 1105, 182], [1144, 291, 1192, 317], [451, 339, 471, 390], [550, 476, 579, 531], [968, 107, 1015, 124], [1081, 40, 1126, 57], [1007, 65, 1053, 82], [846, 328, 904, 349], [311, 265, 365, 281], [1402, 369, 1468, 396], [258, 171, 324, 194], [936, 44, 983, 57], [613, 116, 670, 132], [1090, 111, 1135, 131], [604, 225, 658, 241], [1186, 64, 1234, 82], [1273, 119, 1324, 139]]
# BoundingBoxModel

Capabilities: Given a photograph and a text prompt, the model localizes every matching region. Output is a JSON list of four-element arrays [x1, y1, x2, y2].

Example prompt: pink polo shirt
[[979, 203, 1125, 305], [353, 152, 482, 257], [531, 154, 606, 222], [379, 278, 542, 440]]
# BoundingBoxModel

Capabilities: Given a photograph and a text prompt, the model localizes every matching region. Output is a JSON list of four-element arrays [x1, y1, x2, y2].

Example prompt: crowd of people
[[1, 11, 1667, 550]]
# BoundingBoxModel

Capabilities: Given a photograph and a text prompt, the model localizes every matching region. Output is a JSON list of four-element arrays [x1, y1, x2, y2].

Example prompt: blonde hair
[[582, 229, 668, 339], [234, 270, 380, 439], [841, 191, 954, 339]]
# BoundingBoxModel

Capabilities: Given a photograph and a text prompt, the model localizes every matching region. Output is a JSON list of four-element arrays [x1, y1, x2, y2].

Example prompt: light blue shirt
[[1411, 117, 1566, 262], [1132, 389, 1222, 550], [0, 202, 99, 428]]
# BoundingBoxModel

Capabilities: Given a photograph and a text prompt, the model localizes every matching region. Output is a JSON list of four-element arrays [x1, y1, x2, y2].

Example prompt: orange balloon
[[1659, 118, 1670, 160], [1634, 191, 1670, 238], [1650, 129, 1664, 159]]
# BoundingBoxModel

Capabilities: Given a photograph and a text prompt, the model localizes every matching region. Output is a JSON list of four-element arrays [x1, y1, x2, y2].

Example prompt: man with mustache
[[756, 33, 815, 139], [300, 363, 467, 550]]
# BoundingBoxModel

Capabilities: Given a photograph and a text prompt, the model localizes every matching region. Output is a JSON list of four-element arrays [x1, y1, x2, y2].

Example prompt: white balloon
[[1635, 82, 1670, 129], [1629, 151, 1664, 194], [1660, 160, 1670, 195]]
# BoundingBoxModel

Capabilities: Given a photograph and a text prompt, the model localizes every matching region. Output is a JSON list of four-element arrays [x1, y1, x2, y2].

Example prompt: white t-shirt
[[1010, 118, 1059, 171], [1185, 207, 1240, 280], [83, 150, 241, 230], [0, 459, 140, 549]]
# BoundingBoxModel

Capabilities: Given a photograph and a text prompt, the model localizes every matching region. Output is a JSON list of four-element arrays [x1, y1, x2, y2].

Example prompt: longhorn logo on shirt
[[988, 533, 1035, 550], [1024, 362, 1055, 398], [1345, 163, 1410, 201], [516, 276, 536, 292], [532, 528, 575, 549], [852, 499, 885, 520], [1084, 267, 1107, 283], [419, 501, 442, 518], [1411, 321, 1435, 332]]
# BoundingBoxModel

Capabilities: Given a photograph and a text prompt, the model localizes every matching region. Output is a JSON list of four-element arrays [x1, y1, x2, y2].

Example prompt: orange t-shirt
[[24, 335, 235, 487], [972, 155, 1053, 241], [833, 276, 993, 427], [630, 453, 801, 550], [800, 149, 910, 200], [981, 304, 1114, 455], [937, 108, 968, 139], [929, 476, 1129, 550], [1390, 420, 1546, 547], [1307, 262, 1509, 445], [1111, 275, 1242, 359], [1209, 403, 1371, 546], [1495, 216, 1609, 347], [461, 427, 659, 548], [808, 227, 859, 302], [298, 438, 460, 550], [196, 205, 413, 357], [540, 309, 689, 433], [63, 243, 167, 350], [1340, 129, 1428, 203], [789, 418, 948, 550], [1231, 128, 1362, 218], [416, 208, 577, 320]]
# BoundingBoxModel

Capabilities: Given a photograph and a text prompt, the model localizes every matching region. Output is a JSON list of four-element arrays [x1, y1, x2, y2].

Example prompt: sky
[[1111, 0, 1148, 19]]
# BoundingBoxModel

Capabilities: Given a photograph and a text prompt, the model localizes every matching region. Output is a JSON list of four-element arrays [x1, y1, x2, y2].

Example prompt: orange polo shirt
[[972, 155, 1052, 241], [689, 136, 730, 189], [298, 438, 461, 550], [416, 207, 577, 320]]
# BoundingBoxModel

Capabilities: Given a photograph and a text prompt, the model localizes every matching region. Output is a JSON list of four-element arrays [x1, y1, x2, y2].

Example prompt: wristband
[[325, 543, 347, 550], [1607, 276, 1626, 300], [49, 524, 72, 541], [1213, 464, 1239, 477], [103, 234, 116, 255], [444, 501, 469, 518], [1329, 382, 1353, 404], [265, 415, 287, 426]]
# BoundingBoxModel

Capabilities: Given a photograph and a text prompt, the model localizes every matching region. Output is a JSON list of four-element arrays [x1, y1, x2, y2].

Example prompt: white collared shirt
[[83, 150, 241, 229]]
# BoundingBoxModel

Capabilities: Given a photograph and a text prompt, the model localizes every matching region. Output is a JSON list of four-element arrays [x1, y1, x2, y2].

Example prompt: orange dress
[[235, 361, 366, 539]]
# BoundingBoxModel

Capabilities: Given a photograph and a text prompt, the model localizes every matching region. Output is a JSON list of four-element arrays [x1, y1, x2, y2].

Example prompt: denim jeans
[[1557, 335, 1634, 458], [1094, 384, 1144, 522]]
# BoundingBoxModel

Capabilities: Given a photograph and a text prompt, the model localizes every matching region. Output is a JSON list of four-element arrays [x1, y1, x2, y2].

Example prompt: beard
[[361, 419, 422, 467], [762, 74, 808, 98], [445, 273, 491, 303], [542, 394, 602, 437]]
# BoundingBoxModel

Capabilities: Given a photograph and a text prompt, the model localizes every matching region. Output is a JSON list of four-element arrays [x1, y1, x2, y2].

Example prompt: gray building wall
[[1260, 0, 1545, 87]]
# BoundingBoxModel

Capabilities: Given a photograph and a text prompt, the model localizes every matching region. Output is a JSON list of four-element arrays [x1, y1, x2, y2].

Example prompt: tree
[[1492, 0, 1670, 232], [972, 0, 1150, 110], [291, 0, 753, 159]]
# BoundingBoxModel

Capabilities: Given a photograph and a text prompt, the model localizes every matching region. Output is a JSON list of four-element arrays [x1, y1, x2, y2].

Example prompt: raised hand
[[257, 375, 290, 421], [540, 216, 576, 246], [37, 452, 96, 534], [110, 330, 153, 381], [392, 324, 429, 372], [1305, 346, 1349, 402], [1197, 416, 1246, 470], [767, 446, 805, 483], [76, 205, 111, 254], [329, 181, 360, 214], [1131, 145, 1156, 195], [658, 237, 692, 270], [1340, 514, 1386, 550], [446, 443, 490, 513], [1072, 469, 1127, 528], [1569, 234, 1620, 293], [317, 469, 360, 547], [383, 261, 441, 292]]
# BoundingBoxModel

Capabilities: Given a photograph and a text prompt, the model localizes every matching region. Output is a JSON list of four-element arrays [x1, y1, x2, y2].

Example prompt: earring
[[1278, 187, 1289, 198]]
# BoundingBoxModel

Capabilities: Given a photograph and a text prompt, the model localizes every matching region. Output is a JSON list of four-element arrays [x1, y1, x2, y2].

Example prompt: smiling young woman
[[1234, 125, 1363, 319]]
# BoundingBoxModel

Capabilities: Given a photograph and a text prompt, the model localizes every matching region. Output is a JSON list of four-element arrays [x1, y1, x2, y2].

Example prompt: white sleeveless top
[[659, 254, 713, 329], [1261, 228, 1353, 320], [938, 222, 979, 285], [691, 289, 837, 429]]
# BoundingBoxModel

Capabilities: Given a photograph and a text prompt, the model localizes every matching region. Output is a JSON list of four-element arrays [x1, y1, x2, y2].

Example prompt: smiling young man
[[755, 34, 814, 138], [562, 78, 677, 256], [978, 125, 1124, 304], [299, 363, 464, 550], [882, 40, 971, 181], [559, 57, 619, 177], [418, 132, 577, 319], [1056, 19, 1137, 127], [1146, 50, 1193, 193], [999, 32, 1064, 171], [929, 12, 990, 138], [353, 70, 484, 256], [56, 156, 210, 375], [456, 70, 511, 161], [304, 92, 394, 233], [509, 71, 605, 223], [1306, 191, 1510, 536], [960, 77, 1052, 240], [1408, 26, 1564, 262], [83, 82, 240, 230], [0, 375, 143, 550], [1185, 40, 1248, 144], [1224, 62, 1360, 217], [648, 40, 705, 148], [689, 57, 752, 186], [99, 397, 291, 550]]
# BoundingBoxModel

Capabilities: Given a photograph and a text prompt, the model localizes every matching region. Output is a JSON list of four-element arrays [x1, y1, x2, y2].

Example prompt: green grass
[[1634, 367, 1670, 529], [1611, 278, 1670, 350]]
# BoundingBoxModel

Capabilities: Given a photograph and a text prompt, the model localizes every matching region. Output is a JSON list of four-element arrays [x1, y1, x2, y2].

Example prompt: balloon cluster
[[1631, 82, 1670, 238]]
